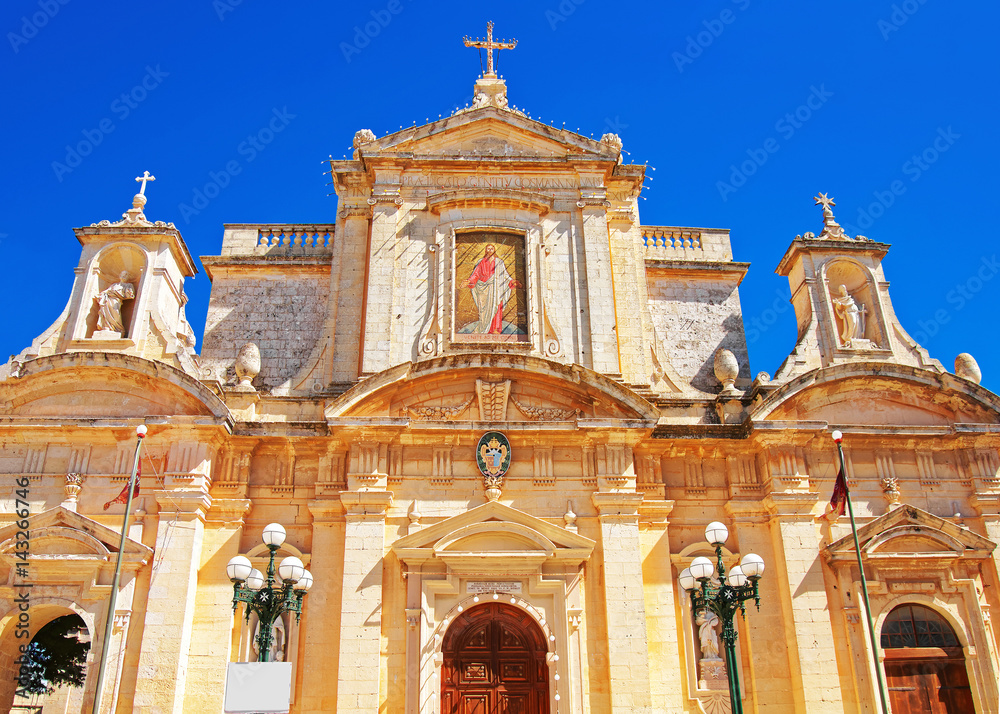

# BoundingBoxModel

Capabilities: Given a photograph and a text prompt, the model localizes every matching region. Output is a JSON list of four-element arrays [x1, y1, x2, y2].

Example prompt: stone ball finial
[[954, 353, 982, 384], [235, 342, 261, 388], [353, 129, 377, 148], [713, 349, 740, 394]]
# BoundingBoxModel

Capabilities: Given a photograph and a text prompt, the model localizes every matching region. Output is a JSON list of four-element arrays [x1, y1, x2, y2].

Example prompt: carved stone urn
[[713, 349, 740, 394], [235, 342, 261, 388], [955, 353, 982, 384]]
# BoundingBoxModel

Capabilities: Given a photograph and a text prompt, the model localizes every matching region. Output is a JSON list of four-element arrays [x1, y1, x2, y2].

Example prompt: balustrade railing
[[640, 225, 732, 262], [254, 224, 334, 252]]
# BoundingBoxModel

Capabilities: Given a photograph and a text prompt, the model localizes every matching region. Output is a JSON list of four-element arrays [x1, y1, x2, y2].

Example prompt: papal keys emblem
[[476, 431, 511, 478]]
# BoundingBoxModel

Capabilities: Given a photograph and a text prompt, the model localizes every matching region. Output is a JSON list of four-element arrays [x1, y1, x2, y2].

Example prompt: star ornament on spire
[[814, 192, 835, 210], [463, 21, 517, 79]]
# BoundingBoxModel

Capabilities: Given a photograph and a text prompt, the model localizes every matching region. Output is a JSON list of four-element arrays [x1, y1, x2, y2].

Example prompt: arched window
[[880, 604, 974, 714], [881, 604, 960, 649]]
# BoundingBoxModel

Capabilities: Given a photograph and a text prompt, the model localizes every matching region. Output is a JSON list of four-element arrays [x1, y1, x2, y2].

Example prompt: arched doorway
[[881, 604, 975, 713], [441, 603, 550, 714]]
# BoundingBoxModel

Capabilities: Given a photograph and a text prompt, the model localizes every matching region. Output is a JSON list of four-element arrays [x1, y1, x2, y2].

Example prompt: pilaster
[[132, 489, 211, 714], [578, 194, 621, 376], [592, 492, 653, 713], [724, 500, 796, 712], [337, 490, 393, 713], [330, 197, 372, 383], [360, 175, 402, 376], [763, 492, 845, 713]]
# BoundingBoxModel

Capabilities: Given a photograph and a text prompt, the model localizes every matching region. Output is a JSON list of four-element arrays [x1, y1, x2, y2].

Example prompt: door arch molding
[[441, 603, 550, 714]]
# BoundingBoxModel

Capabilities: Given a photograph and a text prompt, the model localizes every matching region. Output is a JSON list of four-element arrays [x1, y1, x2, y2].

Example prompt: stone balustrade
[[254, 224, 334, 252], [640, 225, 733, 262]]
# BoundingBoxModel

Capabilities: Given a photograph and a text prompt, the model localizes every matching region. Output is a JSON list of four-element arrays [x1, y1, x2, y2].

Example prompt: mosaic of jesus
[[454, 232, 529, 342]]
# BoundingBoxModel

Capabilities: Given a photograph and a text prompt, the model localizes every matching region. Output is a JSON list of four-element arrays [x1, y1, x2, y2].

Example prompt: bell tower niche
[[10, 172, 202, 377], [772, 193, 944, 383]]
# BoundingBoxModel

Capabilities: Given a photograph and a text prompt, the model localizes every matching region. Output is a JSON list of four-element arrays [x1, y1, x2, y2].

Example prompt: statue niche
[[85, 246, 145, 340], [825, 260, 881, 350], [94, 270, 136, 336]]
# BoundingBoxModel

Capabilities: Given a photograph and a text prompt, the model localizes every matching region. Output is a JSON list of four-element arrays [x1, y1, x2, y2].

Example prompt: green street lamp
[[226, 523, 313, 661], [678, 522, 765, 714]]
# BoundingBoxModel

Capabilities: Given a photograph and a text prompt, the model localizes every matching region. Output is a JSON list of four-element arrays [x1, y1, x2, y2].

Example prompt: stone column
[[337, 490, 393, 713], [578, 194, 621, 376], [592, 492, 653, 713], [606, 216, 647, 384], [765, 492, 845, 713], [132, 489, 211, 713]]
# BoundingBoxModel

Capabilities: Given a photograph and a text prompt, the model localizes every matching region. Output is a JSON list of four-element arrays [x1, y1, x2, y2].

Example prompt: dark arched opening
[[441, 603, 550, 714], [881, 604, 975, 713]]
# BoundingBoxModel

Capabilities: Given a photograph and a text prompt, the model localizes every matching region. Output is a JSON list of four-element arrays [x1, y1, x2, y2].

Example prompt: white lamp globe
[[690, 556, 715, 581], [294, 569, 313, 591], [705, 521, 729, 546], [740, 553, 765, 578], [246, 569, 265, 591], [278, 556, 305, 583], [226, 555, 252, 582], [727, 565, 748, 588], [678, 567, 697, 591], [262, 523, 286, 547], [832, 430, 843, 443]]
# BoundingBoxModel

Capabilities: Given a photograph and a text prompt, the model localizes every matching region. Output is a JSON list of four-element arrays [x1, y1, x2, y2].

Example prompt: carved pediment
[[365, 111, 617, 162], [826, 504, 996, 564], [753, 365, 1000, 427], [0, 507, 152, 593], [0, 353, 229, 420], [392, 501, 594, 574], [326, 356, 658, 424]]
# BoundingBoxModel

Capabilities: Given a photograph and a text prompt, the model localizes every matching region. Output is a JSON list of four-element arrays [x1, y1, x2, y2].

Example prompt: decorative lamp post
[[226, 523, 312, 661], [679, 521, 765, 714]]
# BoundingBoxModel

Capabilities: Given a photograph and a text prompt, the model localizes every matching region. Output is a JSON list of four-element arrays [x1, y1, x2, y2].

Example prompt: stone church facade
[[1, 66, 999, 714]]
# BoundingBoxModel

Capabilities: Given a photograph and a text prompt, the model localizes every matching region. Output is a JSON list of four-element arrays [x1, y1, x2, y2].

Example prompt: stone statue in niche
[[94, 270, 136, 335], [695, 609, 722, 660], [832, 284, 868, 347]]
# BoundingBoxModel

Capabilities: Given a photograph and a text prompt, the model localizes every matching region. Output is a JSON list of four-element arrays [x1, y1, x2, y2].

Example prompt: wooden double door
[[441, 603, 549, 714], [885, 649, 976, 713]]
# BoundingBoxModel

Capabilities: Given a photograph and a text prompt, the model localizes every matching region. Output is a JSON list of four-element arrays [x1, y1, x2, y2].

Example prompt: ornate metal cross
[[463, 21, 516, 78], [135, 171, 156, 195]]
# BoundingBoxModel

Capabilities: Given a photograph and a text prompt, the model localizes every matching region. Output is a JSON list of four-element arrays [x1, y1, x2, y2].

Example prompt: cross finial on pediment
[[813, 192, 835, 210], [135, 171, 156, 195], [463, 21, 517, 79]]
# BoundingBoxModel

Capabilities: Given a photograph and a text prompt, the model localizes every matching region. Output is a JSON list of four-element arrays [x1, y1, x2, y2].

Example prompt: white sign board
[[224, 662, 292, 713], [467, 581, 522, 594]]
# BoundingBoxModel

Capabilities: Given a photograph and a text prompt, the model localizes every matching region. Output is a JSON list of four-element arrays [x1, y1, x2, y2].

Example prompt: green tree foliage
[[17, 615, 90, 695]]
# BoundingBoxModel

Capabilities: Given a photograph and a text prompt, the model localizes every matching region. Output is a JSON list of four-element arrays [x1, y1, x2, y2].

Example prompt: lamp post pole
[[832, 431, 891, 714], [226, 523, 313, 662], [679, 522, 766, 714]]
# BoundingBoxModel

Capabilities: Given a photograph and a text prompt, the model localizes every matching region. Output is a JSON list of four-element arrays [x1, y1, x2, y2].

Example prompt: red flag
[[104, 459, 140, 510], [825, 463, 848, 521]]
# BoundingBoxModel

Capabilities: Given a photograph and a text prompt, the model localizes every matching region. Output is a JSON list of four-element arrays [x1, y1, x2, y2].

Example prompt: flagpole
[[832, 430, 891, 714], [91, 424, 146, 714]]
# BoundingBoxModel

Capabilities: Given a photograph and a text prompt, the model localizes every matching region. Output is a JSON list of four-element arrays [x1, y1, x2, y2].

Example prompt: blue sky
[[3, 0, 998, 392]]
